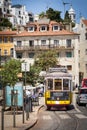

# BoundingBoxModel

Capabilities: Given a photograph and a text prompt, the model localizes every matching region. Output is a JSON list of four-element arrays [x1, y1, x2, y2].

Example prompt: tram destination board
[[49, 67, 67, 73]]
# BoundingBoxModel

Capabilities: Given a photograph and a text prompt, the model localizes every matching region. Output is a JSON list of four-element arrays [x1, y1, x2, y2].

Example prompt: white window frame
[[40, 25, 47, 32], [53, 25, 59, 31], [41, 40, 46, 46], [54, 40, 59, 47], [28, 26, 34, 32]]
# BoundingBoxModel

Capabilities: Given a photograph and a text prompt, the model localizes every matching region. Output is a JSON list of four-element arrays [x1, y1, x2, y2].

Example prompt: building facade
[[0, 29, 17, 65], [0, 0, 11, 18], [78, 17, 87, 83], [9, 4, 34, 27], [13, 18, 79, 86]]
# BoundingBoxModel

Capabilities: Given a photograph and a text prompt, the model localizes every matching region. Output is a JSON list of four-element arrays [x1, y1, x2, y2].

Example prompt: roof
[[12, 4, 23, 8], [0, 30, 17, 35], [82, 19, 87, 26], [16, 30, 79, 37]]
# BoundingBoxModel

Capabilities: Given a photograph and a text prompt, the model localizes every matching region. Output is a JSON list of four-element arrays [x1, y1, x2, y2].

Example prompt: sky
[[12, 0, 87, 23]]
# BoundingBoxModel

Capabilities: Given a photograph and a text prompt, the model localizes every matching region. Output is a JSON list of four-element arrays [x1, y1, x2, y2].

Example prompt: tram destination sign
[[49, 67, 67, 73]]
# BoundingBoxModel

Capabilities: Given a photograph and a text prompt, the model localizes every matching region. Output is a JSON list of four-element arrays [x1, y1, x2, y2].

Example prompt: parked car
[[76, 87, 87, 106]]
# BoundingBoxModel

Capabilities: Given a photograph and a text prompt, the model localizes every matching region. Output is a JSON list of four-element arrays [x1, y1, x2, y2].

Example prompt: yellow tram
[[44, 67, 72, 110]]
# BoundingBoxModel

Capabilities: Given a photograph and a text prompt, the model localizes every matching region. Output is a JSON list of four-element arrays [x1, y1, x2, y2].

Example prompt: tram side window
[[48, 79, 53, 90], [63, 79, 69, 90], [55, 79, 62, 90]]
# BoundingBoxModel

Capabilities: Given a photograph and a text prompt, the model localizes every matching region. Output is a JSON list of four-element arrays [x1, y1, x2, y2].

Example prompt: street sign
[[21, 62, 30, 72]]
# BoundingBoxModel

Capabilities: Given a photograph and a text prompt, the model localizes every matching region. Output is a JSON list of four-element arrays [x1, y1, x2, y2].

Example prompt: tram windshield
[[63, 79, 69, 90], [54, 79, 62, 90], [48, 79, 53, 90]]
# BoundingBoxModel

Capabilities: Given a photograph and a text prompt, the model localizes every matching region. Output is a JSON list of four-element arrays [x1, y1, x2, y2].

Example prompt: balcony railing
[[15, 45, 74, 51]]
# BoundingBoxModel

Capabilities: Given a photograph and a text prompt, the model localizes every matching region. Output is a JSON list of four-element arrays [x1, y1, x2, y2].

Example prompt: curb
[[26, 105, 44, 130]]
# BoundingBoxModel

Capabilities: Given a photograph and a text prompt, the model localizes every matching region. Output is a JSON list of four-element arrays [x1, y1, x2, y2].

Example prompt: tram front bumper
[[46, 100, 70, 105]]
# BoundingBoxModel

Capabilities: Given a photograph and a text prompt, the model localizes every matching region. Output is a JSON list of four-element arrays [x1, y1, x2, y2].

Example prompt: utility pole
[[62, 0, 70, 18]]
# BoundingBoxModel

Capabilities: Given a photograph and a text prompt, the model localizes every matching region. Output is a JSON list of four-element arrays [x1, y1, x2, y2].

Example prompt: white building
[[14, 18, 80, 86], [68, 5, 76, 23], [77, 17, 87, 82], [9, 4, 34, 27], [0, 0, 11, 18]]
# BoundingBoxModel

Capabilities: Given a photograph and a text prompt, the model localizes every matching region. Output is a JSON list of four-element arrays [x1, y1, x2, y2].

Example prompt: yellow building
[[0, 30, 17, 65]]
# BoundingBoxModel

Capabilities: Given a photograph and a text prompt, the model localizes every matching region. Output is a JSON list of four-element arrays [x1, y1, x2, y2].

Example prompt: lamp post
[[21, 62, 30, 123]]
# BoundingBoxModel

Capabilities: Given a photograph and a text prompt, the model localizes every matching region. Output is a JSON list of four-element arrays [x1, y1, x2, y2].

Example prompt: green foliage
[[0, 18, 12, 28], [24, 50, 58, 86], [63, 11, 75, 28], [64, 11, 71, 23], [0, 59, 21, 87], [39, 8, 63, 22], [35, 50, 58, 71], [25, 65, 41, 86], [46, 8, 63, 22], [39, 12, 46, 18]]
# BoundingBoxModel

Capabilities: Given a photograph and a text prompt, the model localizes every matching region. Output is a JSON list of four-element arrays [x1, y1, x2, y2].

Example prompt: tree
[[39, 12, 46, 19], [0, 18, 12, 29], [24, 50, 58, 86], [39, 8, 63, 22], [0, 59, 21, 87], [46, 8, 63, 22], [64, 11, 75, 27], [64, 11, 71, 23], [25, 65, 41, 86], [35, 50, 58, 71]]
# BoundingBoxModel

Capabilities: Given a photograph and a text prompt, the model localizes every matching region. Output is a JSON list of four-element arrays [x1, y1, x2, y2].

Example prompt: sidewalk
[[0, 97, 45, 130]]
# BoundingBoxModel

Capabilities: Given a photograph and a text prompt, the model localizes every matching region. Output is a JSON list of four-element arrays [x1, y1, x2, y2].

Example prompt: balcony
[[15, 45, 74, 51]]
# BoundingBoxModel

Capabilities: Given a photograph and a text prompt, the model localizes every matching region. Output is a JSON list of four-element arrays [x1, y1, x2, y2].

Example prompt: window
[[85, 32, 87, 40], [10, 37, 13, 42], [16, 53, 22, 58], [28, 26, 34, 32], [54, 79, 62, 90], [4, 49, 8, 55], [0, 37, 2, 43], [67, 65, 72, 70], [81, 24, 83, 28], [63, 79, 69, 90], [29, 40, 34, 47], [17, 41, 22, 47], [66, 52, 72, 57], [53, 25, 59, 31], [29, 52, 34, 58], [85, 49, 87, 55], [85, 64, 87, 73], [48, 79, 53, 90], [40, 26, 47, 31], [66, 39, 71, 47], [54, 40, 59, 47], [41, 40, 46, 46], [4, 37, 8, 43], [10, 48, 14, 57], [0, 49, 1, 55]]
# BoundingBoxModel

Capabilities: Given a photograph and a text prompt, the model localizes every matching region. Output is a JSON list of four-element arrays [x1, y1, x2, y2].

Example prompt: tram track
[[53, 108, 80, 130], [66, 111, 80, 130]]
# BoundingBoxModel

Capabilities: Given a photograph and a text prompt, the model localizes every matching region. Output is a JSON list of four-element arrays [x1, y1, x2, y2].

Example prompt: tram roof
[[45, 72, 72, 79]]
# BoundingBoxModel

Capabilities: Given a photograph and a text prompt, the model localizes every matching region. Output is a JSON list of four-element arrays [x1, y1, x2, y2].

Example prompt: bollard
[[1, 108, 4, 130], [29, 97, 33, 112], [25, 96, 29, 120]]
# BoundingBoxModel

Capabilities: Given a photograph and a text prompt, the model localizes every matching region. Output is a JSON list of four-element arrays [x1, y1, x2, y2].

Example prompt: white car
[[76, 87, 87, 105]]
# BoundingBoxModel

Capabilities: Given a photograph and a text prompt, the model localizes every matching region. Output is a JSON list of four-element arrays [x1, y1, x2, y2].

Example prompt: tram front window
[[55, 79, 62, 90], [63, 79, 69, 90], [48, 79, 53, 90]]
